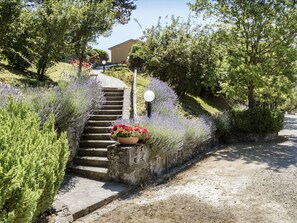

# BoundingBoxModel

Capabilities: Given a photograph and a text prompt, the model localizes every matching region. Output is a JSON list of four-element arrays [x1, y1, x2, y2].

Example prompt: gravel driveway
[[77, 115, 297, 223]]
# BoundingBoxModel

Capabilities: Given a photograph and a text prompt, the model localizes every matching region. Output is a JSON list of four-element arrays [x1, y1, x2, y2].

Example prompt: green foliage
[[0, 0, 22, 50], [0, 0, 136, 78], [128, 43, 145, 70], [213, 111, 231, 138], [130, 17, 220, 95], [23, 76, 104, 134], [139, 78, 213, 156], [191, 0, 297, 109], [230, 108, 284, 134], [32, 0, 79, 79], [71, 0, 136, 75], [105, 66, 133, 84], [105, 66, 150, 115], [1, 10, 35, 70], [87, 48, 109, 61], [0, 99, 69, 223]]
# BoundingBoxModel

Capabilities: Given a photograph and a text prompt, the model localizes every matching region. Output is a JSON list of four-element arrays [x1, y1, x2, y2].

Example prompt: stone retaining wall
[[107, 138, 218, 185], [225, 132, 278, 143]]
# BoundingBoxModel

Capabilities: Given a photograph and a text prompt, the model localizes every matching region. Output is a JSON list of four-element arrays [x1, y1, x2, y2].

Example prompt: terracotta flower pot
[[117, 137, 139, 145]]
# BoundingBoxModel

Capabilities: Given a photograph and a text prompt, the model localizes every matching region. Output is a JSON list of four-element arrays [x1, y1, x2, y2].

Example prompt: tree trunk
[[77, 41, 87, 76], [248, 84, 255, 109], [77, 58, 83, 76], [37, 65, 47, 80]]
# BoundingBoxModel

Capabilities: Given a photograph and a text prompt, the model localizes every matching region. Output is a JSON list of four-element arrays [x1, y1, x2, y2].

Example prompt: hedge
[[230, 107, 284, 134], [0, 99, 69, 223]]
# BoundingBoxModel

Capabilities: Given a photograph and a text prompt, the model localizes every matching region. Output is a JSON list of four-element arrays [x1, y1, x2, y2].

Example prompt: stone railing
[[107, 138, 218, 185]]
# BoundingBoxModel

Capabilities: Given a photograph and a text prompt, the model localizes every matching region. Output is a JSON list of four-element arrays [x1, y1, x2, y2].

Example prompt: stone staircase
[[69, 88, 124, 180]]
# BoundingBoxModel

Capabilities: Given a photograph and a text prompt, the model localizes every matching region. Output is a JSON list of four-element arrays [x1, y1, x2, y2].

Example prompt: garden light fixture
[[102, 60, 106, 73], [144, 90, 155, 118]]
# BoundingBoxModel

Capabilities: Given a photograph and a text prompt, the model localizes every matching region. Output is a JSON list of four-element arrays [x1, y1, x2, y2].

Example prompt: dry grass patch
[[94, 195, 236, 223]]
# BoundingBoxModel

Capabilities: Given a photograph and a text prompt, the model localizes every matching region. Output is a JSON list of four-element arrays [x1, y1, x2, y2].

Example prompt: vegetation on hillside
[[129, 1, 297, 111], [0, 0, 136, 79]]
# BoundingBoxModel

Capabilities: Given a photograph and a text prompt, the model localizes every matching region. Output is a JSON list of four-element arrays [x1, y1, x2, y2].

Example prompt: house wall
[[110, 40, 138, 64]]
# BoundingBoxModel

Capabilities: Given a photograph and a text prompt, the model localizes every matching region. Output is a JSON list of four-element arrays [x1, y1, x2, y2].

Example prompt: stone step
[[104, 96, 124, 101], [84, 126, 113, 133], [87, 120, 113, 127], [103, 101, 123, 106], [68, 165, 108, 181], [82, 133, 111, 140], [100, 105, 123, 110], [73, 156, 109, 168], [89, 115, 121, 121], [92, 110, 123, 115], [80, 140, 115, 148], [103, 89, 124, 93], [77, 148, 108, 157]]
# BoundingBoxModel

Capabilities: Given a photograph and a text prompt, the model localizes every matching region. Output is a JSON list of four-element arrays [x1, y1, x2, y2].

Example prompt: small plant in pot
[[111, 124, 149, 145]]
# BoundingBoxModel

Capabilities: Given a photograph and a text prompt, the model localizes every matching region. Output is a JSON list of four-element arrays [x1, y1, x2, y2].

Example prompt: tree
[[129, 17, 220, 95], [0, 0, 23, 61], [128, 43, 146, 71], [1, 9, 37, 70], [190, 0, 297, 109], [71, 0, 136, 75], [87, 48, 109, 62], [31, 0, 78, 79]]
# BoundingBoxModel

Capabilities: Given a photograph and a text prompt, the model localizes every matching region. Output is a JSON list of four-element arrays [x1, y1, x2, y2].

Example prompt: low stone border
[[107, 138, 218, 185], [224, 132, 278, 143]]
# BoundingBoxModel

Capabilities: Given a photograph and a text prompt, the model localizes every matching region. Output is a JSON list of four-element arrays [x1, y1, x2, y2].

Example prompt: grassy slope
[[0, 63, 229, 116], [178, 94, 230, 117], [0, 61, 76, 86], [105, 66, 229, 117], [105, 67, 150, 115]]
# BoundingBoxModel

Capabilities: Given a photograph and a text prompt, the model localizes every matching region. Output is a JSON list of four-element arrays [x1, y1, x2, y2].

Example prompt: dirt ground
[[76, 115, 297, 223]]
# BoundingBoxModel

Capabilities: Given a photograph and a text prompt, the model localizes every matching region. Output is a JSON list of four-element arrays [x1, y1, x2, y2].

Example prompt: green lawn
[[0, 62, 229, 117], [178, 93, 230, 117], [0, 61, 76, 86], [105, 66, 150, 115], [105, 66, 229, 117]]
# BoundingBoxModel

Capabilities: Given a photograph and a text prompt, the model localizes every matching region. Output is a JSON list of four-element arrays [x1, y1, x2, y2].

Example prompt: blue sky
[[93, 0, 196, 55]]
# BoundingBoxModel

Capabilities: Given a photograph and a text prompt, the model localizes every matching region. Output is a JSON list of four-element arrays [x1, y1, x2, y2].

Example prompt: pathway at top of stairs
[[54, 74, 130, 222]]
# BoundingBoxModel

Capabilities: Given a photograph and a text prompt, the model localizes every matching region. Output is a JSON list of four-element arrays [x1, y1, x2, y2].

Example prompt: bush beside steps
[[0, 99, 69, 223]]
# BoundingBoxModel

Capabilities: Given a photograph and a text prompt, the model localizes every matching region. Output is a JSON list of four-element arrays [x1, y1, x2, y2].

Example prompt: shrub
[[1, 76, 104, 160], [87, 48, 109, 62], [136, 113, 212, 156], [23, 76, 104, 132], [213, 111, 231, 137], [105, 66, 133, 84], [0, 83, 20, 108], [117, 78, 214, 156], [230, 108, 284, 134], [148, 77, 178, 110], [0, 99, 69, 223]]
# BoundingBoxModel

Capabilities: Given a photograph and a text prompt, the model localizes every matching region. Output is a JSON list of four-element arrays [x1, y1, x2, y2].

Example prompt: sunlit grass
[[0, 61, 76, 86], [178, 93, 230, 117], [105, 66, 150, 115]]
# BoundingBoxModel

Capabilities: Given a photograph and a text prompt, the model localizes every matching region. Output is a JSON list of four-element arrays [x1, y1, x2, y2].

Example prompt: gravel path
[[92, 69, 127, 88], [77, 115, 297, 223]]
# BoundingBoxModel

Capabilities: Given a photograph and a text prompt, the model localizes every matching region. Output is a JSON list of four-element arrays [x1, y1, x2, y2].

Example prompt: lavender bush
[[1, 76, 104, 157], [117, 78, 214, 156], [0, 83, 20, 107], [23, 76, 104, 134], [148, 78, 178, 106]]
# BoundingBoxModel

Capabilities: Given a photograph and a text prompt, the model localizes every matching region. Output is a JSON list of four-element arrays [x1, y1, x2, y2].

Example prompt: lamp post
[[144, 90, 155, 118], [102, 60, 106, 73]]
